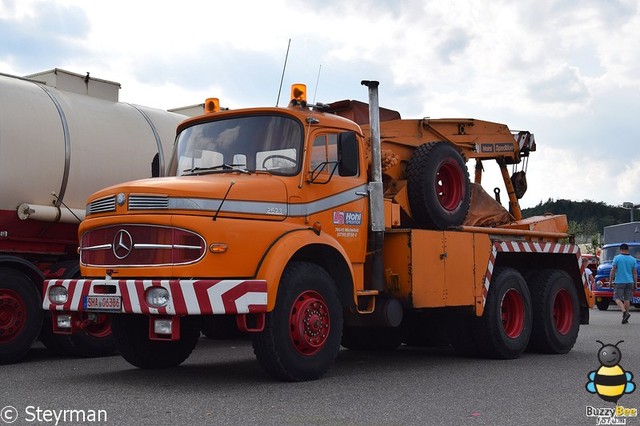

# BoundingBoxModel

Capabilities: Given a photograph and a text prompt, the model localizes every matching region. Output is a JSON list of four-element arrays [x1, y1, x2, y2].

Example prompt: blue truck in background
[[593, 222, 640, 310]]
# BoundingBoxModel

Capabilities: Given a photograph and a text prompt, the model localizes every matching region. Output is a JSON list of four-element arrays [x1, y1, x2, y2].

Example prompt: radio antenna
[[312, 64, 322, 104], [276, 38, 291, 107]]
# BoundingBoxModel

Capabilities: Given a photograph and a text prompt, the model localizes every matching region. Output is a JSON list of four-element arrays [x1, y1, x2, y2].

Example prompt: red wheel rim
[[289, 290, 330, 355], [501, 289, 525, 338], [553, 288, 573, 335], [435, 160, 464, 211], [0, 289, 27, 343], [84, 313, 112, 338]]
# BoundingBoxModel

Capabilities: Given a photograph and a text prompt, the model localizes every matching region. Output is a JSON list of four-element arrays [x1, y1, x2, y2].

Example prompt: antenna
[[312, 64, 322, 104], [212, 181, 235, 221], [276, 38, 291, 107]]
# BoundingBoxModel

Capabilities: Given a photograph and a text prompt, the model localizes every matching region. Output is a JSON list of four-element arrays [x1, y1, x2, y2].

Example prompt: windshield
[[168, 114, 303, 176], [601, 245, 640, 263]]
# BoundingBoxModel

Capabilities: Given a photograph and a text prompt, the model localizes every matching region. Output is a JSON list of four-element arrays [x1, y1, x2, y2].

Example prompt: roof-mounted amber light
[[290, 84, 307, 104], [205, 98, 220, 114]]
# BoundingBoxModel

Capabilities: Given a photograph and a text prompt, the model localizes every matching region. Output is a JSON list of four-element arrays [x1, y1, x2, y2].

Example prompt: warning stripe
[[43, 278, 267, 315], [482, 241, 581, 307]]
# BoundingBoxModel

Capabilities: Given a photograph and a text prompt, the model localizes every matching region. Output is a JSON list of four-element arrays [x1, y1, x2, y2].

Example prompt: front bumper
[[43, 278, 268, 316], [592, 289, 640, 303]]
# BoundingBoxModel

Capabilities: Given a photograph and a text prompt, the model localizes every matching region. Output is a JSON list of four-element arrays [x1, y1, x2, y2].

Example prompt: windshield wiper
[[183, 164, 251, 175]]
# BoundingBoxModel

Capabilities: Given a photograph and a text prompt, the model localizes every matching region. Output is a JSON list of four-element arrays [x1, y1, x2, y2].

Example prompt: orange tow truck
[[43, 81, 592, 381]]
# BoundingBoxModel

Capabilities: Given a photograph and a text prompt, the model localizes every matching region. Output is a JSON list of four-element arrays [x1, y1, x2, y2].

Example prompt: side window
[[310, 134, 338, 174]]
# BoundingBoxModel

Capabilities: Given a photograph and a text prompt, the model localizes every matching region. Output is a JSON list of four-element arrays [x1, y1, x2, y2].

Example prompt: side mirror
[[151, 153, 160, 178], [338, 132, 359, 177]]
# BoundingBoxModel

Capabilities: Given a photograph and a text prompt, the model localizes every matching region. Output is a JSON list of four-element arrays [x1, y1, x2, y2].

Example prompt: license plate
[[83, 296, 121, 311], [632, 296, 640, 304]]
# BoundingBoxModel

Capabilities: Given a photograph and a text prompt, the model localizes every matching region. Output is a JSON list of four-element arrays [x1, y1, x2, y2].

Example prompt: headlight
[[145, 287, 170, 308], [48, 286, 68, 304]]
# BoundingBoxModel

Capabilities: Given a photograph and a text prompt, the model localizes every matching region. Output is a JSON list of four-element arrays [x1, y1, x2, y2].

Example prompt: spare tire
[[406, 142, 470, 229]]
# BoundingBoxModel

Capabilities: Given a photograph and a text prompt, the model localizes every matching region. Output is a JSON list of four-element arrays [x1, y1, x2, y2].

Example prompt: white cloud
[[1, 0, 639, 209]]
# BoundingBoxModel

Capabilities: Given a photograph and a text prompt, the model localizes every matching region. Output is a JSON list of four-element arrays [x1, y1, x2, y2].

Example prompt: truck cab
[[593, 242, 640, 310]]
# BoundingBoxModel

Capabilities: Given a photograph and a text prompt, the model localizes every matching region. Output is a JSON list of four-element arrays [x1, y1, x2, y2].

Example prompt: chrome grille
[[128, 195, 170, 210], [87, 196, 116, 215], [80, 225, 206, 267]]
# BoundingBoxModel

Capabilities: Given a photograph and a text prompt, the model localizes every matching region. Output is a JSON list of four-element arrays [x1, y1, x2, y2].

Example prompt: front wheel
[[595, 299, 610, 311], [40, 261, 116, 357], [527, 269, 580, 354], [474, 267, 532, 359], [112, 314, 200, 369], [70, 313, 117, 357], [251, 262, 343, 382]]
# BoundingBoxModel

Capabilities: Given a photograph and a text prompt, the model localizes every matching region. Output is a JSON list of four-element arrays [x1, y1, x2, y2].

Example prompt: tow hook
[[74, 313, 98, 330]]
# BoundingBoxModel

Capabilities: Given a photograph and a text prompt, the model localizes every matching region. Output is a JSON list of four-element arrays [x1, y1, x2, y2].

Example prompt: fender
[[255, 227, 355, 311], [0, 255, 45, 291]]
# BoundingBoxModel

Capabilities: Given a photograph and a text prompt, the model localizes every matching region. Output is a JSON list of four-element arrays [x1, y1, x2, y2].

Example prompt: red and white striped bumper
[[482, 241, 582, 307], [43, 278, 268, 316]]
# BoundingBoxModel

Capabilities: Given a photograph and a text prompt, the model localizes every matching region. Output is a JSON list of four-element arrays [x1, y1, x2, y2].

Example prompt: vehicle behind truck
[[593, 222, 640, 310], [43, 81, 592, 381], [0, 69, 187, 364]]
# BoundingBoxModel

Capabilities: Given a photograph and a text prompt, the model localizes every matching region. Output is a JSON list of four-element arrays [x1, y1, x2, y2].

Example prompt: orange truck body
[[43, 82, 593, 381]]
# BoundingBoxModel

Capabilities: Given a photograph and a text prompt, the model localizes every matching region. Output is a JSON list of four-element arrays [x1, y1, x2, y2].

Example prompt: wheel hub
[[553, 289, 573, 335], [289, 291, 330, 355], [501, 289, 525, 338], [436, 160, 464, 211], [0, 290, 26, 343]]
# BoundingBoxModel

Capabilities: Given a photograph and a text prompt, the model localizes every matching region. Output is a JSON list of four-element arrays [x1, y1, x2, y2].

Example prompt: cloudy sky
[[1, 0, 638, 209]]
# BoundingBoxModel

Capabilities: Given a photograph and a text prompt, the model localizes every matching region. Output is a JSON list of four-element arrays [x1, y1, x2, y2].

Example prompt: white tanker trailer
[[0, 69, 190, 363]]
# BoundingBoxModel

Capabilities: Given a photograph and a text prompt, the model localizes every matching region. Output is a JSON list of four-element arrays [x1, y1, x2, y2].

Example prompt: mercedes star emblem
[[113, 229, 133, 259]]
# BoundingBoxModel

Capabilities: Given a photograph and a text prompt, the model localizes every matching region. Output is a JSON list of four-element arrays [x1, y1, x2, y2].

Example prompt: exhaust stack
[[361, 80, 385, 292]]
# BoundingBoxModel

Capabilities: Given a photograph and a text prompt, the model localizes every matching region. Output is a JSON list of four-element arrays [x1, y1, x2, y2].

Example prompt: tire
[[111, 314, 200, 369], [201, 315, 243, 340], [0, 268, 43, 364], [596, 299, 609, 311], [39, 261, 116, 358], [70, 313, 117, 357], [342, 326, 402, 351], [473, 268, 532, 359], [527, 269, 580, 354], [40, 314, 115, 358], [251, 262, 343, 382], [406, 142, 470, 230]]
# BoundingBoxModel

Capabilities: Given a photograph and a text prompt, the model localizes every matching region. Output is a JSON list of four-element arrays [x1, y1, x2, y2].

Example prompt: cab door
[[299, 130, 368, 264]]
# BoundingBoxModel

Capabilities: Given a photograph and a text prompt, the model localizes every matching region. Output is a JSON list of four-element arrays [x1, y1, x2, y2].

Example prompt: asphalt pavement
[[1, 307, 640, 426]]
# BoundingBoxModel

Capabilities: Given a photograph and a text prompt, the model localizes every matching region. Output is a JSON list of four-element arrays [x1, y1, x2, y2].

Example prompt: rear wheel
[[527, 269, 580, 354], [112, 314, 200, 369], [474, 268, 532, 359], [406, 142, 470, 230], [0, 268, 42, 364], [251, 262, 342, 381]]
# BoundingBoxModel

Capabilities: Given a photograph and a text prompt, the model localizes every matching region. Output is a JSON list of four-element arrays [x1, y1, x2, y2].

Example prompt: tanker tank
[[0, 69, 188, 255]]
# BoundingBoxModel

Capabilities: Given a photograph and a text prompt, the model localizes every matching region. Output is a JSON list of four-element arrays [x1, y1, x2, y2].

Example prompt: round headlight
[[49, 286, 68, 304], [146, 287, 170, 308]]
